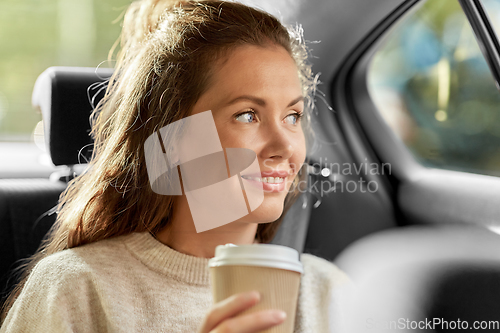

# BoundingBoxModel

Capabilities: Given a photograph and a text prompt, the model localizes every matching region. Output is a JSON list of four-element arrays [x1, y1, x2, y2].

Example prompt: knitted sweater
[[0, 232, 349, 332]]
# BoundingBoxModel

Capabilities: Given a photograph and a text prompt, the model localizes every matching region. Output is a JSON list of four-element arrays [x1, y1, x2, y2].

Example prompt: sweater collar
[[123, 232, 211, 286]]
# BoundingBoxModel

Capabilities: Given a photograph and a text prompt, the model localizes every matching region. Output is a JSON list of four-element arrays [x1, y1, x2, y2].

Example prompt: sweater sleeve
[[0, 250, 108, 333]]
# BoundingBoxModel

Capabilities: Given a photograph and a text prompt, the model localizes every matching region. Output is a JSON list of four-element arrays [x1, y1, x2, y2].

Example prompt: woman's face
[[190, 44, 306, 224]]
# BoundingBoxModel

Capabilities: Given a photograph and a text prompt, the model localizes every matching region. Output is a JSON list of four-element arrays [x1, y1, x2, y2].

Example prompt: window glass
[[368, 0, 500, 177], [482, 0, 500, 38], [0, 0, 128, 142]]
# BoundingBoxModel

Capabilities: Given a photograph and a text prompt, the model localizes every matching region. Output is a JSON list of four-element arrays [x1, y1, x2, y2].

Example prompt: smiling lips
[[241, 176, 284, 183], [241, 171, 291, 192]]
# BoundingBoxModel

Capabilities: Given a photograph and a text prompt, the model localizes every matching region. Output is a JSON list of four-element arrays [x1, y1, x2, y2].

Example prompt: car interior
[[2, 0, 500, 331]]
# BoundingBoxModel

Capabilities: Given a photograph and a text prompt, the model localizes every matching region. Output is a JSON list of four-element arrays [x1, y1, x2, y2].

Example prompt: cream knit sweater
[[1, 232, 349, 332]]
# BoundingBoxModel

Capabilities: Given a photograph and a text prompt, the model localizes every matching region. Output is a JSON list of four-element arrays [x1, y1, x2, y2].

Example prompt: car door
[[286, 1, 500, 329], [281, 0, 500, 261]]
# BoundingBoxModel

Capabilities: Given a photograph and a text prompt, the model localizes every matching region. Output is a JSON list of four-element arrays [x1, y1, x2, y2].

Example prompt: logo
[[144, 110, 264, 232]]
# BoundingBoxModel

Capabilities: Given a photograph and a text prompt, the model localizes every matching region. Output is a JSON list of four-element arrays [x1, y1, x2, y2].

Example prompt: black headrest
[[32, 67, 114, 166]]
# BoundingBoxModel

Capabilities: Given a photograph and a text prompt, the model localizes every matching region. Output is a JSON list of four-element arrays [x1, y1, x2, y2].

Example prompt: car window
[[368, 0, 500, 177], [0, 0, 127, 143]]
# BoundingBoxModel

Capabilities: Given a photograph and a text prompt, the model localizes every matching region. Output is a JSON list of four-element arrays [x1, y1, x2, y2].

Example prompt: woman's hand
[[198, 291, 287, 333]]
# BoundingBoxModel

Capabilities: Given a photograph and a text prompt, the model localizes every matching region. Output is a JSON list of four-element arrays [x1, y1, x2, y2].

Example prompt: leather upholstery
[[0, 179, 66, 302]]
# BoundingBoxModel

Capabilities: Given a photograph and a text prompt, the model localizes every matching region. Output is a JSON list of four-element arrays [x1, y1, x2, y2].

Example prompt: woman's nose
[[259, 122, 294, 161]]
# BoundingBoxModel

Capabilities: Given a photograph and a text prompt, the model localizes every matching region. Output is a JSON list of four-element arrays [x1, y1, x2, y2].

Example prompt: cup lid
[[208, 243, 303, 274]]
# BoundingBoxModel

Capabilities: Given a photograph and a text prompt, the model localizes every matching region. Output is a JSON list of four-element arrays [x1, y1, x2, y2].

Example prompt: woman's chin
[[247, 201, 285, 223], [229, 195, 286, 224]]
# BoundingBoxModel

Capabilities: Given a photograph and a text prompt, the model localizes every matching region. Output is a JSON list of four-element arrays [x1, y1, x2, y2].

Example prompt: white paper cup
[[208, 243, 303, 333]]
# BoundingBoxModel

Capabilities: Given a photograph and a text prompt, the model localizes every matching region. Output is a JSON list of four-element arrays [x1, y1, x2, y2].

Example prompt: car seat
[[334, 224, 500, 333]]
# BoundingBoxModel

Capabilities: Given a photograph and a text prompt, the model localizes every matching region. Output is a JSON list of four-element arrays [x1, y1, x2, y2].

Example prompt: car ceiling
[[242, 0, 409, 82], [286, 0, 408, 80]]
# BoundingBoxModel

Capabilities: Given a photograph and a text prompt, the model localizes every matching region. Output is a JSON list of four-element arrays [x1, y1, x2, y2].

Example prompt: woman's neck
[[155, 197, 259, 258]]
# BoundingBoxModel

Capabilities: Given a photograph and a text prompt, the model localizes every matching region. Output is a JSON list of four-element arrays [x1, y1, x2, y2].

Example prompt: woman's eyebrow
[[225, 95, 304, 107], [287, 96, 304, 107]]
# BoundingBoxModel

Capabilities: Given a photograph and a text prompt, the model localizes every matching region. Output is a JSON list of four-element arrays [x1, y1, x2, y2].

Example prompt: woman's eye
[[284, 113, 301, 125], [235, 111, 255, 123]]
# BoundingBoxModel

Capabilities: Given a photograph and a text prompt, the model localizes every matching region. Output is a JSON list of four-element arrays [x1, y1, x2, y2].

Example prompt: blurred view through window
[[368, 0, 500, 177], [0, 0, 128, 142]]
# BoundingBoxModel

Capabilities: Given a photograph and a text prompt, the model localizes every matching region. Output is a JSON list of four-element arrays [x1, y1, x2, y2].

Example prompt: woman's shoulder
[[32, 233, 132, 280], [1, 236, 134, 332], [299, 252, 351, 286]]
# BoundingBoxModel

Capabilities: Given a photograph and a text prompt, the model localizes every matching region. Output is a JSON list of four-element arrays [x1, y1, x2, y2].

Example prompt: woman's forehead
[[203, 44, 303, 103]]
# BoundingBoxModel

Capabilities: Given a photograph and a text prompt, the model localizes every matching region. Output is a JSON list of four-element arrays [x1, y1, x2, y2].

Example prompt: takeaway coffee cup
[[208, 243, 303, 333]]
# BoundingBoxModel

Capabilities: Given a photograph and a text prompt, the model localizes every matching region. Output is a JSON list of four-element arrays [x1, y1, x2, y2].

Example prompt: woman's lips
[[240, 171, 291, 193]]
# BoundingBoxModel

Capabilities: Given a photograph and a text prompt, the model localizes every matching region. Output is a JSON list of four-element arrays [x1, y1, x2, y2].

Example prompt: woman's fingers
[[201, 291, 260, 331], [213, 308, 287, 333], [198, 291, 287, 333]]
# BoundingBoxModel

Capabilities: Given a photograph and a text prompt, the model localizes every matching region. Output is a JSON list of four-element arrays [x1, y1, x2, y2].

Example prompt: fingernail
[[247, 291, 260, 301], [274, 311, 287, 321]]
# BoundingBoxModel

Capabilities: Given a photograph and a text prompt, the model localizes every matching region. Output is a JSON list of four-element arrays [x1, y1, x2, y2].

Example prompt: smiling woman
[[0, 1, 349, 332], [156, 44, 306, 258]]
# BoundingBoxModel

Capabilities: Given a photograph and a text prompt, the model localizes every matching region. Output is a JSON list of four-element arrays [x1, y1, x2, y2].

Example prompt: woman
[[0, 1, 349, 332]]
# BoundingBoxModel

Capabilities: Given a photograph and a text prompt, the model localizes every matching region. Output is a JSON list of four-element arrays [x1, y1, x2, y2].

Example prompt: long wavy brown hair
[[1, 0, 316, 321]]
